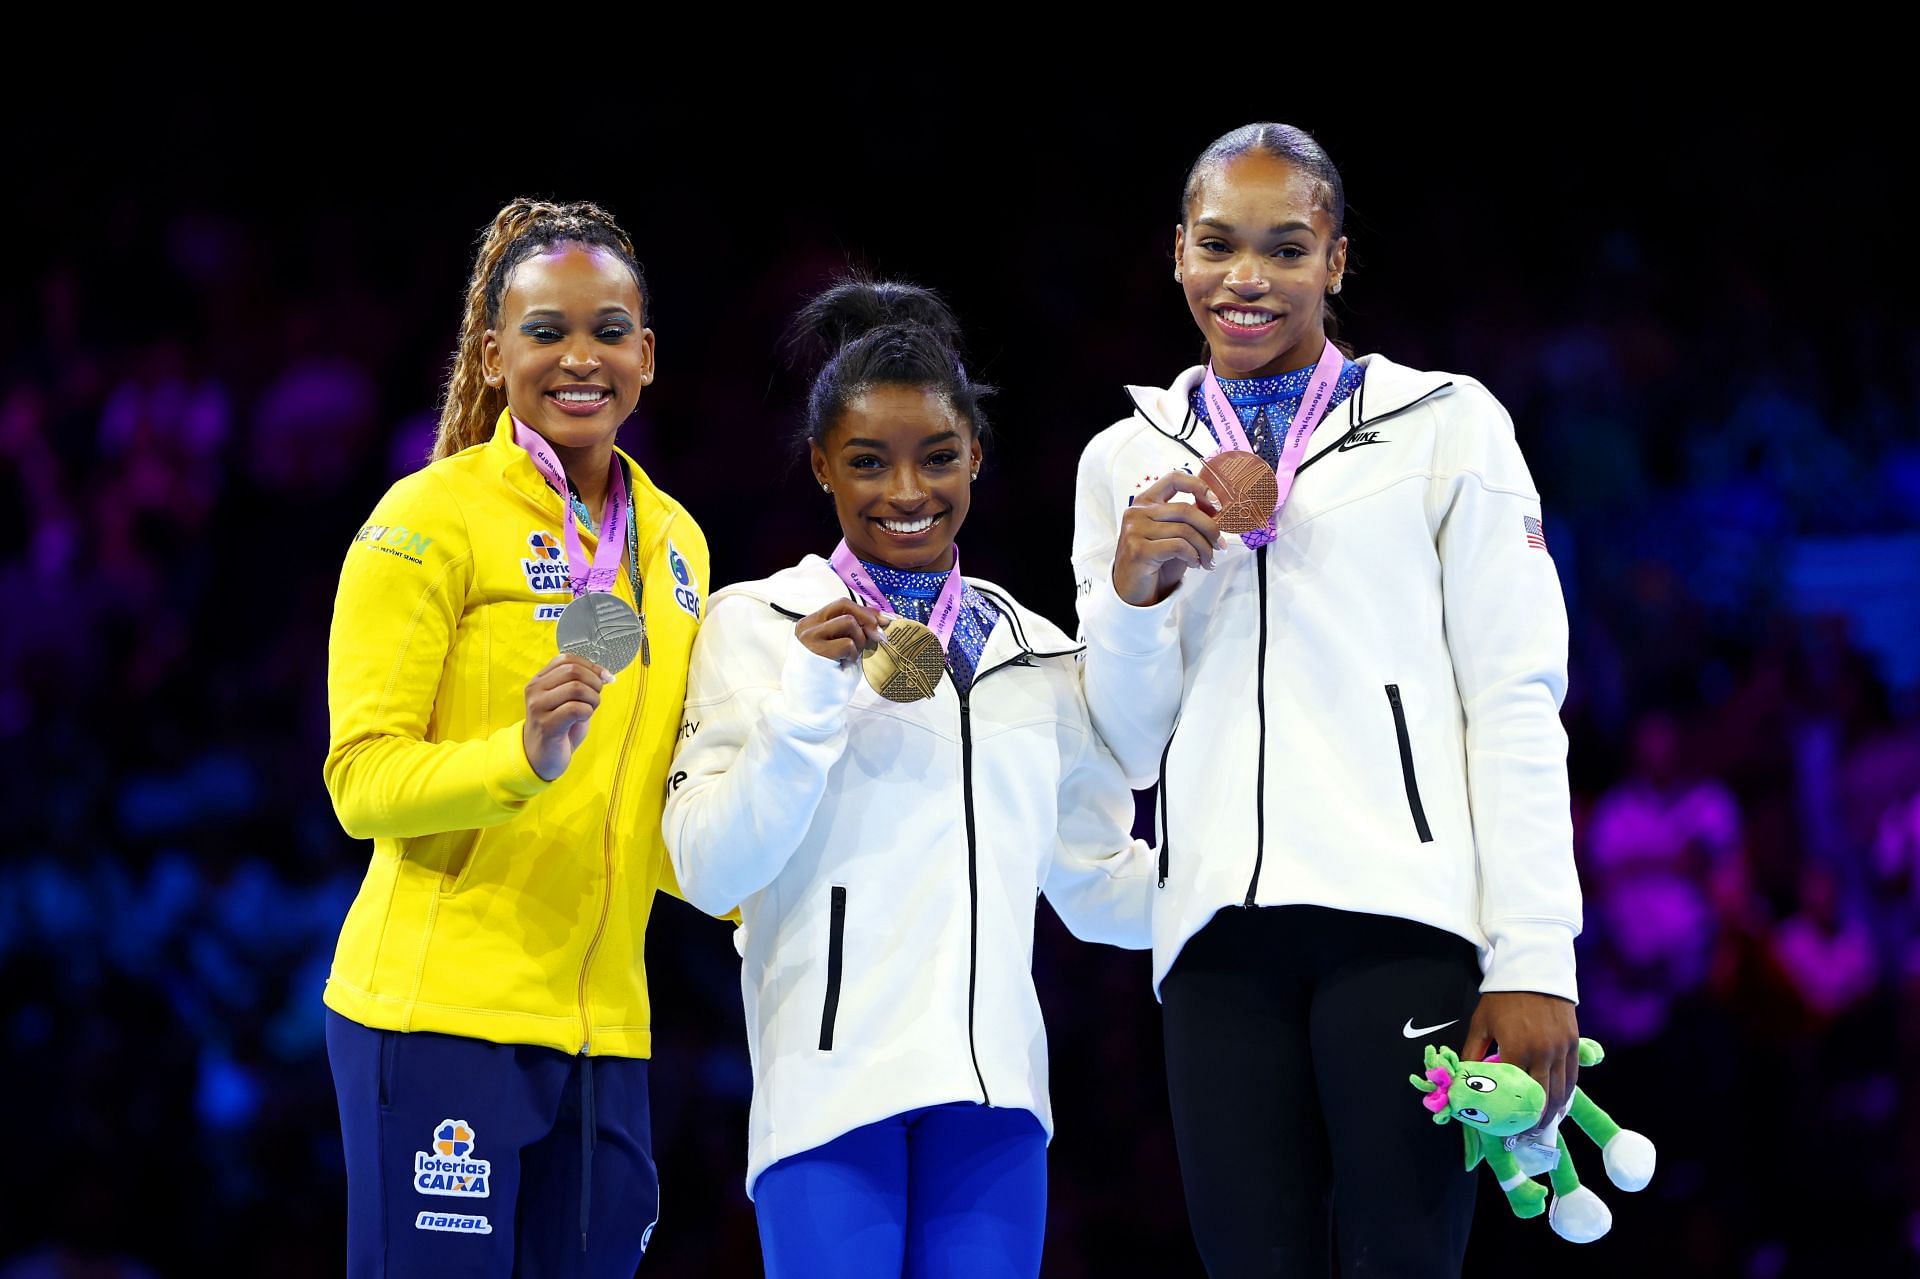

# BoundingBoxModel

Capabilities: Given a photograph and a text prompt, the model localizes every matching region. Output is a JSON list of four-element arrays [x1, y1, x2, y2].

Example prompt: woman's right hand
[[523, 653, 613, 781], [794, 599, 887, 664], [1112, 471, 1224, 607]]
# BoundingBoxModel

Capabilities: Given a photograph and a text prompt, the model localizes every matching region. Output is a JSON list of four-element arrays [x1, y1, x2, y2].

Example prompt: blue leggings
[[754, 1103, 1047, 1279]]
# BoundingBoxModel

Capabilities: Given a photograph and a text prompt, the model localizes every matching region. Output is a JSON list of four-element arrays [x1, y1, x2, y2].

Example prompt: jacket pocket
[[378, 1027, 400, 1109], [1385, 685, 1434, 844], [818, 886, 848, 1051]]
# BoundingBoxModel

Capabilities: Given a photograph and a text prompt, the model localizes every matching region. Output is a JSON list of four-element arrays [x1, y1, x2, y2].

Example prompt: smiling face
[[810, 385, 981, 572], [1175, 151, 1348, 379], [482, 244, 653, 449]]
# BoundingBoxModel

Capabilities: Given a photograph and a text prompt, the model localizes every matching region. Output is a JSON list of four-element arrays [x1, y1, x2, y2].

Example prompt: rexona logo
[[668, 540, 701, 620], [522, 531, 572, 596], [415, 1211, 492, 1235], [415, 1119, 491, 1198]]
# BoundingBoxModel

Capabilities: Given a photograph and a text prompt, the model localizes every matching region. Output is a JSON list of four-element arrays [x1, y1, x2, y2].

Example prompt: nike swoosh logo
[[1403, 1018, 1459, 1039], [1336, 437, 1387, 452]]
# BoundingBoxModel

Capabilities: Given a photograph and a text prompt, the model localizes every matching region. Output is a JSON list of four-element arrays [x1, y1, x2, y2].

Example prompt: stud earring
[[821, 483, 831, 493], [1329, 279, 1343, 295], [1174, 269, 1183, 282]]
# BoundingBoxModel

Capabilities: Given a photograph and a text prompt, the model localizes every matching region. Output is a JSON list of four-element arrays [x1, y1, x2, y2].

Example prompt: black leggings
[[1162, 905, 1482, 1278]]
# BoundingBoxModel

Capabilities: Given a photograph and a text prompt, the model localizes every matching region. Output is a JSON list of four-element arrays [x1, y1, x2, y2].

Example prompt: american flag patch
[[1524, 516, 1548, 550]]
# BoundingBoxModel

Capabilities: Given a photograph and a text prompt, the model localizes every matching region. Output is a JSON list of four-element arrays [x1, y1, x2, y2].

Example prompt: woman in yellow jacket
[[321, 198, 708, 1278]]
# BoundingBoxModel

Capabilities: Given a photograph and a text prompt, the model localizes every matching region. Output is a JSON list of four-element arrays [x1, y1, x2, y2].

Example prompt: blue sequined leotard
[[857, 558, 1001, 695], [1191, 359, 1367, 465]]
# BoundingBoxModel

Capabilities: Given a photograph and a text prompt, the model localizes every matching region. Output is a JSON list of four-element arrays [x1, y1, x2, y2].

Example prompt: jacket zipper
[[950, 648, 1057, 1105], [1126, 376, 1455, 903], [819, 886, 847, 1051], [576, 583, 649, 1054], [957, 688, 992, 1104], [1243, 547, 1270, 906], [1385, 684, 1434, 843], [1155, 720, 1177, 887]]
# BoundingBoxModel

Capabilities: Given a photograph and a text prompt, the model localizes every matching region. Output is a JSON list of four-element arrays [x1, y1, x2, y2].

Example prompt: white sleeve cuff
[[1080, 570, 1181, 657], [1479, 920, 1579, 1004], [772, 636, 860, 733]]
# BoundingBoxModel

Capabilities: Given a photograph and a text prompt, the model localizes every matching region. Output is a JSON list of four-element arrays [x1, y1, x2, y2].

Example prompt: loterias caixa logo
[[415, 1119, 491, 1198], [523, 530, 571, 596]]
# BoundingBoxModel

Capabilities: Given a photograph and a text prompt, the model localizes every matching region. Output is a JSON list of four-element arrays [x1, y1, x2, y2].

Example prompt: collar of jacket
[[1123, 352, 1456, 456], [760, 555, 1084, 670], [487, 407, 679, 555]]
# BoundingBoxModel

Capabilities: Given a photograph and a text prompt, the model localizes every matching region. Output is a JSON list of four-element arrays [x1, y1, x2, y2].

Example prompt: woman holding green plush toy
[[1074, 121, 1590, 1275]]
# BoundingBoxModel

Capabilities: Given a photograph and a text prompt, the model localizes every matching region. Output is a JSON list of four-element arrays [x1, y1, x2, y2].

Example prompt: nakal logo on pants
[[415, 1119, 491, 1198]]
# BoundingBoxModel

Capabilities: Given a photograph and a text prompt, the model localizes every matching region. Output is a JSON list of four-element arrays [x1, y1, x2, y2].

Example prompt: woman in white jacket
[[663, 280, 1153, 1279], [1073, 125, 1586, 1276]]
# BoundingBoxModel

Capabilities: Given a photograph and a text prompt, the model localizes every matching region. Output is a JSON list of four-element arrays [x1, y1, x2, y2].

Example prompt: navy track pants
[[326, 1009, 658, 1278]]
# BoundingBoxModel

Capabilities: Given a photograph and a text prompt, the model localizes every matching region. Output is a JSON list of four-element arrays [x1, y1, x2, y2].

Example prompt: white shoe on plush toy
[[1602, 1130, 1656, 1192], [1548, 1186, 1612, 1243]]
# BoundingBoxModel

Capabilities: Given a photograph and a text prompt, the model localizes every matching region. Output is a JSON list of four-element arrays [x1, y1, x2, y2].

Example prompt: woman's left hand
[[1462, 992, 1581, 1124]]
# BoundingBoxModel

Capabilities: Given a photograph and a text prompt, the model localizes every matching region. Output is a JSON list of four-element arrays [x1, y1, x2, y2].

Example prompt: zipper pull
[[639, 612, 651, 667]]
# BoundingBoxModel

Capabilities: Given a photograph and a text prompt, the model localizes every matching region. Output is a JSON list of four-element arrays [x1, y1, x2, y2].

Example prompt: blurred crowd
[[4, 118, 1918, 1277]]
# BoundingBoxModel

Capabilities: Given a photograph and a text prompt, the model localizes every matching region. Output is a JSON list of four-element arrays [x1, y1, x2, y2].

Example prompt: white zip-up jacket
[[1073, 353, 1581, 1002], [662, 555, 1154, 1195]]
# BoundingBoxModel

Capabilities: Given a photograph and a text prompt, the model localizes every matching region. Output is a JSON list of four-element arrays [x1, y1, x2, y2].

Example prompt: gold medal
[[860, 617, 946, 703]]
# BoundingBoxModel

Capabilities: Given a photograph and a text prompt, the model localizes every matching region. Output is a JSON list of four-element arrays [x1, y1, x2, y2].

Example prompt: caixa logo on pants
[[415, 1119, 491, 1198]]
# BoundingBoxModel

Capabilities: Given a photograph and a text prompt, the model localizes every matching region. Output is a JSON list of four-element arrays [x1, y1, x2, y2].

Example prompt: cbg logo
[[415, 1119, 491, 1198], [668, 540, 701, 620]]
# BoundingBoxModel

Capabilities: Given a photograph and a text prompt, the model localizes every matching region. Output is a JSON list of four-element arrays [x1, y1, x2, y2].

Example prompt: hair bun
[[790, 277, 963, 358]]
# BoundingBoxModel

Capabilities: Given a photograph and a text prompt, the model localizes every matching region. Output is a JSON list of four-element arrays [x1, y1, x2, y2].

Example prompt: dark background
[[3, 84, 1917, 1276]]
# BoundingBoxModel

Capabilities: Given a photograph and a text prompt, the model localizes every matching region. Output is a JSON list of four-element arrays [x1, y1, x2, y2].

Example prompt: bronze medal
[[1200, 449, 1280, 536]]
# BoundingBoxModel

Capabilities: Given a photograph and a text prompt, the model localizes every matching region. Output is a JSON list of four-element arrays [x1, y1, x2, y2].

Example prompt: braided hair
[[788, 278, 993, 453], [433, 199, 649, 461]]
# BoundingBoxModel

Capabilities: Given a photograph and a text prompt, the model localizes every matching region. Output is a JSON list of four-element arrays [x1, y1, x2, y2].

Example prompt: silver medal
[[556, 591, 645, 674]]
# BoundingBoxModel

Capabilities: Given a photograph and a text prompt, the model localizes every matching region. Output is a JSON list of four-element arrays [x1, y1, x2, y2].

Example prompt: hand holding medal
[[792, 601, 948, 704], [794, 599, 888, 666], [1112, 472, 1224, 608], [800, 541, 966, 704], [522, 653, 615, 781]]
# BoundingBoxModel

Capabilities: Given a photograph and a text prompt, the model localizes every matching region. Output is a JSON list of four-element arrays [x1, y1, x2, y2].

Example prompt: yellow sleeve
[[322, 469, 549, 840]]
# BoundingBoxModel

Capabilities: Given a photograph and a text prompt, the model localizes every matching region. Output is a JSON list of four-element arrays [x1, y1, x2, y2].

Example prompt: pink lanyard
[[828, 540, 966, 652], [1198, 338, 1346, 540], [513, 417, 629, 597]]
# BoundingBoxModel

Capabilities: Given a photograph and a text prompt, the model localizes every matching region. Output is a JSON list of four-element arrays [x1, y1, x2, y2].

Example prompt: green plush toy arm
[[1483, 1141, 1549, 1218]]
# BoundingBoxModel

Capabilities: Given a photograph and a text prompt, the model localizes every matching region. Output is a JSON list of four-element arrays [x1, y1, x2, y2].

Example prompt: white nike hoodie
[[662, 556, 1154, 1195], [1072, 353, 1581, 1002]]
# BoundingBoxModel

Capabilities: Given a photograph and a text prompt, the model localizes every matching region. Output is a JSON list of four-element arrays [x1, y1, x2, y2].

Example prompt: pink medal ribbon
[[514, 417, 629, 597], [1199, 338, 1346, 547], [828, 539, 966, 653]]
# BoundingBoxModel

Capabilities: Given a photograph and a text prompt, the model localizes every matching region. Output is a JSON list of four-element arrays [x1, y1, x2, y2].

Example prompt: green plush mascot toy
[[1410, 1039, 1656, 1243]]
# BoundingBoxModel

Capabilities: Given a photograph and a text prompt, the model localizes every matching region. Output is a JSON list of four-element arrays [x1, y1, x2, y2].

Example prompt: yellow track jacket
[[322, 408, 708, 1057]]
